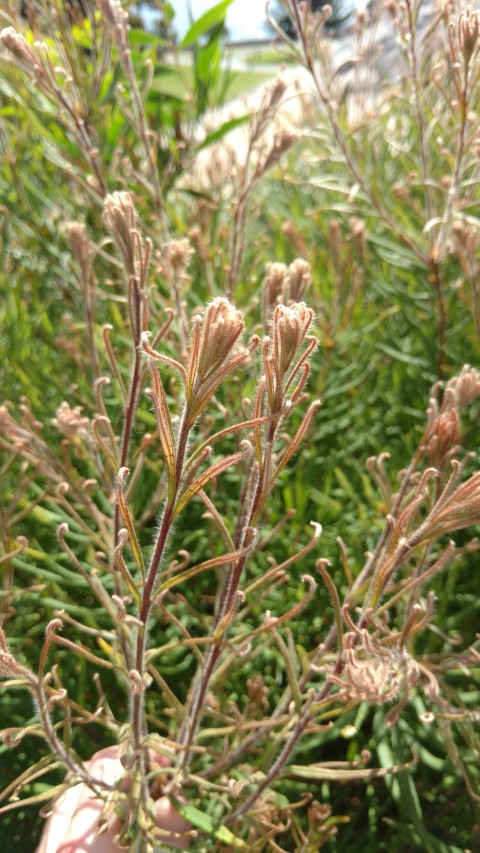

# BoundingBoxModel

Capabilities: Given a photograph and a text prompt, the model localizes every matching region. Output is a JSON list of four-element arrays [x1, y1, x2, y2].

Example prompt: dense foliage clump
[[0, 1, 479, 850]]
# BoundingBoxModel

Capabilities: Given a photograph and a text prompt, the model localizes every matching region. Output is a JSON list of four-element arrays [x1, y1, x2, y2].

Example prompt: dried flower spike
[[52, 401, 90, 443], [286, 259, 312, 303], [457, 5, 480, 64], [186, 298, 246, 418], [162, 239, 194, 277], [0, 27, 38, 71], [97, 0, 130, 53], [103, 192, 137, 277], [66, 222, 91, 277], [447, 364, 480, 409], [272, 302, 315, 378], [422, 470, 480, 538], [262, 262, 288, 327], [426, 407, 460, 466], [196, 298, 244, 380]]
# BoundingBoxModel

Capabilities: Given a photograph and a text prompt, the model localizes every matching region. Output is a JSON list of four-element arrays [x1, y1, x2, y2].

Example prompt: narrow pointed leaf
[[197, 114, 250, 150], [146, 359, 176, 500], [174, 444, 250, 517], [284, 752, 416, 780], [180, 0, 233, 49], [274, 401, 321, 478], [117, 468, 145, 576], [157, 539, 254, 594], [171, 799, 247, 849]]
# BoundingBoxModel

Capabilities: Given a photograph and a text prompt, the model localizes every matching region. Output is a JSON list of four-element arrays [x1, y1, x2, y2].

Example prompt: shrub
[[0, 1, 479, 850]]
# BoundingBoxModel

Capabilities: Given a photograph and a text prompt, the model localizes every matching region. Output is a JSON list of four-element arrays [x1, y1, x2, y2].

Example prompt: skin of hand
[[36, 746, 191, 853]]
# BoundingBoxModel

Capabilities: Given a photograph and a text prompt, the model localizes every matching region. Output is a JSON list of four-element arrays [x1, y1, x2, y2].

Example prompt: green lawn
[[244, 48, 299, 66], [150, 63, 273, 101]]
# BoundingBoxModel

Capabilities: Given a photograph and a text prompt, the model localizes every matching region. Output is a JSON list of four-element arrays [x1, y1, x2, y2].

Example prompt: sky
[[174, 0, 269, 40], [138, 1, 282, 41], [139, 1, 365, 41]]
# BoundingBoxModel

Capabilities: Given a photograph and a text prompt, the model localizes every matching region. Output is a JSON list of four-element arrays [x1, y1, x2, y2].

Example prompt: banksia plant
[[0, 192, 326, 849], [1, 193, 480, 848], [1, 1, 480, 850], [276, 0, 480, 374]]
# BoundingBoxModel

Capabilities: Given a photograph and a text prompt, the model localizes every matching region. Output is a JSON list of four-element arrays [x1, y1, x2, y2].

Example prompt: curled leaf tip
[[46, 618, 63, 637]]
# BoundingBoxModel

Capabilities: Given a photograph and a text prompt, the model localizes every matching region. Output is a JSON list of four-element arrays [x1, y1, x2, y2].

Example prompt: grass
[[244, 48, 299, 66], [150, 62, 273, 100]]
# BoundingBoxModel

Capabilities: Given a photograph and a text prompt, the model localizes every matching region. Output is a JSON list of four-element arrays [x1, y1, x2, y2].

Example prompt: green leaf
[[172, 800, 247, 848], [377, 342, 429, 367], [128, 29, 166, 49], [376, 724, 460, 853], [197, 114, 250, 150], [180, 0, 233, 48], [150, 65, 177, 78], [195, 29, 222, 84], [163, 2, 175, 23], [71, 19, 93, 50]]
